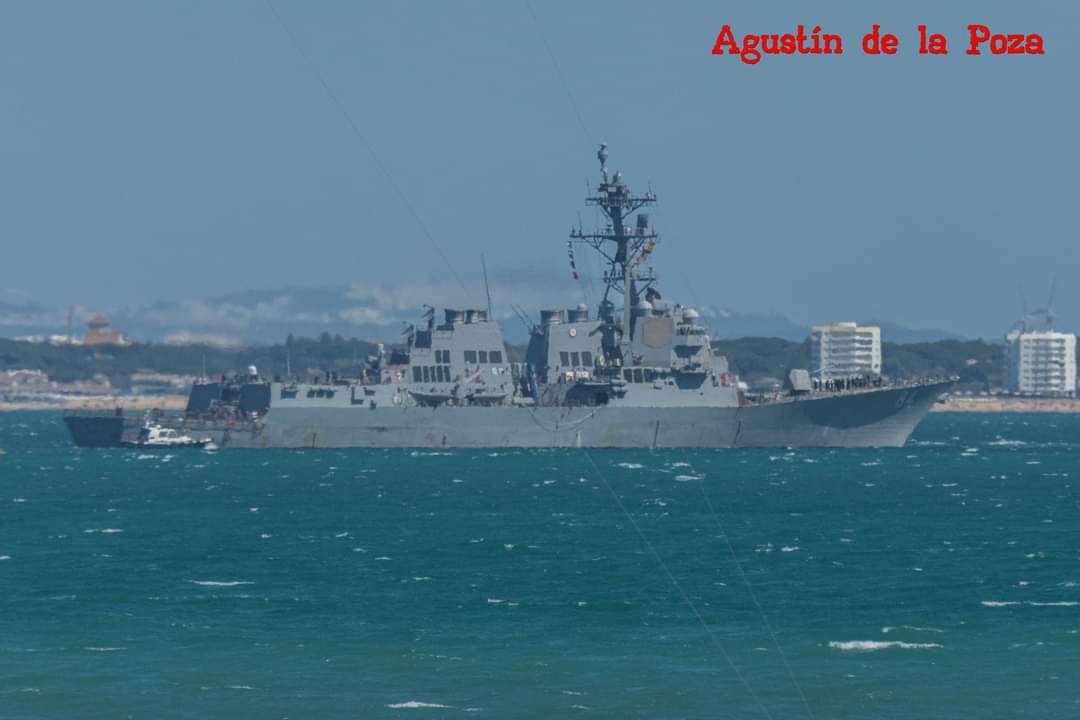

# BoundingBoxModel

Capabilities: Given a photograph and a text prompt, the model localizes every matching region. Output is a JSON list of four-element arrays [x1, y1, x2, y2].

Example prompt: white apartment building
[[810, 322, 882, 379], [1005, 329, 1076, 397]]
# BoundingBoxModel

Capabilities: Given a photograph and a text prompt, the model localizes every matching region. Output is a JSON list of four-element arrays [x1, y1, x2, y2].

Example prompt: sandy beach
[[933, 397, 1080, 413]]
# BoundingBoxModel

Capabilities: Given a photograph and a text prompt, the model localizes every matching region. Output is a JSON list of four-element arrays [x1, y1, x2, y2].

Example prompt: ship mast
[[570, 144, 658, 363]]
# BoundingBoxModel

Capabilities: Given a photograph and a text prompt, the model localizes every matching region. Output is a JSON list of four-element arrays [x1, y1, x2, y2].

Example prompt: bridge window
[[633, 368, 644, 383], [623, 369, 633, 382], [490, 350, 503, 363], [412, 366, 422, 382], [479, 351, 488, 363], [581, 351, 592, 367], [570, 351, 580, 367], [422, 366, 431, 382], [464, 350, 477, 364], [560, 352, 570, 366], [438, 366, 448, 382]]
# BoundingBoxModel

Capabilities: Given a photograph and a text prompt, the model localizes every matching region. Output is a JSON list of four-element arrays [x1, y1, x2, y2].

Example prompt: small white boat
[[122, 423, 213, 449]]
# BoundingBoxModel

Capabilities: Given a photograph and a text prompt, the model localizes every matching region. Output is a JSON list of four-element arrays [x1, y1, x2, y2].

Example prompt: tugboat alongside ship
[[64, 147, 953, 449]]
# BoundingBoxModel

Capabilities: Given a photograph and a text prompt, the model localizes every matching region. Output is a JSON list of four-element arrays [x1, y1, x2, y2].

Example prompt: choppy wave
[[829, 640, 943, 651], [982, 600, 1077, 607]]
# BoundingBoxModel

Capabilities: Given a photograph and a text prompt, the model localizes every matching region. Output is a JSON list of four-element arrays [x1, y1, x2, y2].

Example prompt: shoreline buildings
[[1005, 329, 1076, 397], [810, 322, 882, 379]]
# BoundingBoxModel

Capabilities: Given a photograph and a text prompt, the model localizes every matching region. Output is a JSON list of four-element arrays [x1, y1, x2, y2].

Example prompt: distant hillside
[[708, 311, 962, 344], [1, 334, 1007, 392], [4, 281, 967, 347]]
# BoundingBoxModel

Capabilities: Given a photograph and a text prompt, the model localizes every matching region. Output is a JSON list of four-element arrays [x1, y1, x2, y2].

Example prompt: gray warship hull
[[115, 380, 941, 449], [241, 381, 946, 449]]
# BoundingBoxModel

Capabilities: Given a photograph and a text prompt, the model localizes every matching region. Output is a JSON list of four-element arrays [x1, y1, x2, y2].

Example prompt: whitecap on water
[[0, 555, 10, 561], [982, 599, 1077, 607], [188, 580, 254, 587], [616, 462, 644, 470], [387, 701, 453, 709], [829, 640, 942, 651]]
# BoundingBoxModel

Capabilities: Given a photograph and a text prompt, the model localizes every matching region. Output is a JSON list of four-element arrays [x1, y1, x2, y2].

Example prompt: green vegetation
[[712, 337, 1005, 390], [0, 333, 1007, 391], [0, 334, 377, 388], [711, 337, 813, 385]]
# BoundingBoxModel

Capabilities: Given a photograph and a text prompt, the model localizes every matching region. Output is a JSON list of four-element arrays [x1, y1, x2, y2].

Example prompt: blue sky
[[1, 1, 1076, 339]]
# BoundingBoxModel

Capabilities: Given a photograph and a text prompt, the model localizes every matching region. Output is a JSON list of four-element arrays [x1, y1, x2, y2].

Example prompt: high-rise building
[[810, 322, 882, 379], [1005, 329, 1076, 397]]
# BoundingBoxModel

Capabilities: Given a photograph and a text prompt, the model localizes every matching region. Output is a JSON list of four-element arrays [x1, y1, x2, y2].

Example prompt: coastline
[[0, 395, 188, 412]]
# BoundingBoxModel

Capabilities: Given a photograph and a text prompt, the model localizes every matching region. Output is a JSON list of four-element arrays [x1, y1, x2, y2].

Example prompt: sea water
[[1, 412, 1077, 719]]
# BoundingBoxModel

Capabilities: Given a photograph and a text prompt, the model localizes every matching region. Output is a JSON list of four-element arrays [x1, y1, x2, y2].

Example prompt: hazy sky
[[1, 1, 1076, 338]]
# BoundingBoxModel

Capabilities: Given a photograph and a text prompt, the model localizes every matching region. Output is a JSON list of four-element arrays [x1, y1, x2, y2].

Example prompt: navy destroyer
[[66, 147, 952, 448]]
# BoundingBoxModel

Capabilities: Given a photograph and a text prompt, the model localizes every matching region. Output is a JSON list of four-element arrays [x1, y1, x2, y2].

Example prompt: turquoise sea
[[1, 411, 1078, 719]]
